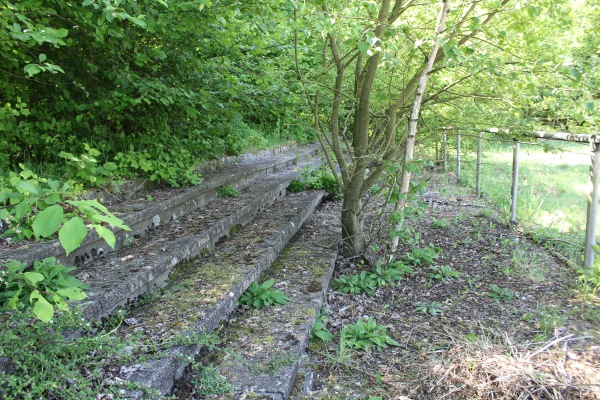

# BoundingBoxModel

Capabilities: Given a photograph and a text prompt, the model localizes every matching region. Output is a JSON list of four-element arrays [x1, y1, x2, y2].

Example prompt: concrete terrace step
[[76, 164, 320, 321], [0, 144, 319, 268], [108, 190, 326, 398], [175, 206, 341, 399]]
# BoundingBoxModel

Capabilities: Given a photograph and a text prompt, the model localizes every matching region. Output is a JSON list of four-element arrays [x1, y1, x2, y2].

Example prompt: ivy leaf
[[30, 290, 54, 323], [32, 205, 64, 238], [59, 217, 87, 255]]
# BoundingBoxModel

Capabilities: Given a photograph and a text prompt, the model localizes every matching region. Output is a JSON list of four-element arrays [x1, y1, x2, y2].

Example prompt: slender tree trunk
[[391, 0, 450, 252], [340, 0, 392, 257], [341, 178, 366, 256]]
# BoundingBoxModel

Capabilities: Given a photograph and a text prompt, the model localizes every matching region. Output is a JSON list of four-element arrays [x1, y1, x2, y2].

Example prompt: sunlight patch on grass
[[467, 141, 593, 234]]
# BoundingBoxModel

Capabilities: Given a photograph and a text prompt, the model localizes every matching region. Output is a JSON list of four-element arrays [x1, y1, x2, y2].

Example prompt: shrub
[[0, 258, 89, 322]]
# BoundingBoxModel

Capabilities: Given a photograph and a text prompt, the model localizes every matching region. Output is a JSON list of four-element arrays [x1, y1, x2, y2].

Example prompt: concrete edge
[[82, 177, 299, 320], [123, 191, 326, 399], [210, 209, 341, 399], [0, 145, 320, 268]]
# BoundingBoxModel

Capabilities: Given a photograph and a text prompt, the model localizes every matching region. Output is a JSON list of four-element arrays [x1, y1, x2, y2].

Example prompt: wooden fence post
[[584, 138, 600, 273], [456, 132, 461, 183], [509, 139, 520, 226], [443, 133, 447, 173], [476, 132, 482, 198]]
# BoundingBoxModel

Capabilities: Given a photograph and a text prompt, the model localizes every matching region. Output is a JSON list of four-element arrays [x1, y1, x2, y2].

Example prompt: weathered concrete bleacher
[[1, 144, 341, 399]]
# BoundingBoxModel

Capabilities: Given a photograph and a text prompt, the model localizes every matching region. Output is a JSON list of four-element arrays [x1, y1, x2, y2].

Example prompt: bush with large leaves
[[0, 0, 309, 185]]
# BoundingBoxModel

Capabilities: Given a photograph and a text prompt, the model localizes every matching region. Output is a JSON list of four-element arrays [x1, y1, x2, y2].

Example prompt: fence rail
[[438, 129, 599, 274]]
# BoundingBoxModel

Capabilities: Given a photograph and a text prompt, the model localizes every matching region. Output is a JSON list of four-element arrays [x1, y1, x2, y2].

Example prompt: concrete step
[[107, 190, 327, 398], [75, 163, 320, 321], [0, 144, 319, 268], [174, 205, 341, 399]]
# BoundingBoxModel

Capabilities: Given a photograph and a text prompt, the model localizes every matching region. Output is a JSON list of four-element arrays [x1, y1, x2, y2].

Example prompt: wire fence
[[434, 129, 599, 273]]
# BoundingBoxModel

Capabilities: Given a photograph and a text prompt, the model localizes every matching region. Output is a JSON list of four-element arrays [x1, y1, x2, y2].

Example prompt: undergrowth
[[287, 166, 342, 198], [0, 309, 137, 399]]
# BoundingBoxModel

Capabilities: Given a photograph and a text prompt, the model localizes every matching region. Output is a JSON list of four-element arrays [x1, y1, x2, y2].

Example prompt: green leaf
[[23, 272, 44, 285], [129, 16, 147, 28], [44, 193, 62, 205], [103, 162, 118, 172], [32, 205, 64, 238], [56, 287, 87, 301], [58, 217, 87, 255], [23, 64, 42, 76], [584, 101, 595, 112], [357, 41, 370, 55], [15, 200, 32, 219], [67, 199, 109, 214], [52, 296, 70, 311], [314, 330, 333, 341], [92, 224, 116, 249], [30, 291, 54, 323], [54, 28, 69, 38], [90, 214, 130, 230], [261, 278, 275, 290], [16, 181, 39, 195]]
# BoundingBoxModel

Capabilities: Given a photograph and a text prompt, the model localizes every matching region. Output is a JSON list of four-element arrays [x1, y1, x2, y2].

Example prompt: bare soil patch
[[306, 177, 600, 400]]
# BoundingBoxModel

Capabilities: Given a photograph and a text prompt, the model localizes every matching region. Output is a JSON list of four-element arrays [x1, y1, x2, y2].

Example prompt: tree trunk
[[341, 190, 366, 257], [391, 0, 450, 252], [340, 0, 392, 257]]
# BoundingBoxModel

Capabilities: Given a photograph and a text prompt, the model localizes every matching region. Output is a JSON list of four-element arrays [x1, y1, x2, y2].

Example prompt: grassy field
[[431, 137, 596, 263]]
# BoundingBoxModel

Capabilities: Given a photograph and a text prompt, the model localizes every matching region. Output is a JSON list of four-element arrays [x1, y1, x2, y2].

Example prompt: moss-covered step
[[0, 144, 319, 268], [174, 205, 341, 399], [106, 190, 326, 398], [76, 167, 320, 320]]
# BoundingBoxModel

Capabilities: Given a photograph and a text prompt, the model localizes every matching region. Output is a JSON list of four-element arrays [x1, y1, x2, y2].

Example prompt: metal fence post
[[509, 139, 520, 226], [456, 132, 461, 183], [476, 132, 482, 198], [584, 137, 600, 273]]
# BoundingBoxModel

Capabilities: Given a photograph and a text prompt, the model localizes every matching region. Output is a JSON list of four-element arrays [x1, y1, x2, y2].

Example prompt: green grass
[[479, 141, 590, 233], [420, 137, 594, 265]]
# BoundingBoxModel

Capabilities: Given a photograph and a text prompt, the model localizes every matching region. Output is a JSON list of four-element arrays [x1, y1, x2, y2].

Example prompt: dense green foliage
[[288, 166, 342, 197], [0, 167, 129, 252], [421, 0, 599, 135], [0, 310, 127, 398], [1, 0, 313, 186], [0, 257, 89, 322]]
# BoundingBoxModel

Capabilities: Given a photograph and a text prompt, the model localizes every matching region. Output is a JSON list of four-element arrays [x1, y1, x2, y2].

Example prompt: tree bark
[[340, 0, 393, 257], [391, 0, 450, 252]]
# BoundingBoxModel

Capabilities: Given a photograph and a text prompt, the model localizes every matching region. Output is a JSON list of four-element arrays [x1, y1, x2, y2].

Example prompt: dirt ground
[[305, 174, 600, 400]]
